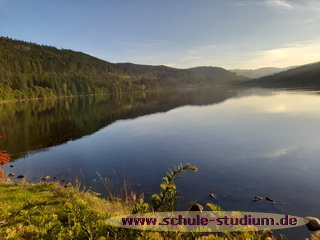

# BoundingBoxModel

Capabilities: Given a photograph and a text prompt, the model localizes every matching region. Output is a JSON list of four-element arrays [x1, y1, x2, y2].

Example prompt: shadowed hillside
[[188, 66, 249, 84], [230, 66, 296, 79], [242, 61, 320, 88]]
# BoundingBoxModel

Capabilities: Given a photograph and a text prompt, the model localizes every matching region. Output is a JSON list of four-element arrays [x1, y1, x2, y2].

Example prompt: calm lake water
[[1, 87, 320, 238]]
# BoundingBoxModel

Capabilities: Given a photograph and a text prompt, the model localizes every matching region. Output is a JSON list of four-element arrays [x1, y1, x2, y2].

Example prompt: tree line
[[0, 37, 246, 100], [243, 61, 320, 88]]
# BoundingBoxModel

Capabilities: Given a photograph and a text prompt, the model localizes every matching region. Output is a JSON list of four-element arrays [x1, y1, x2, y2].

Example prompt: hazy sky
[[1, 0, 320, 69]]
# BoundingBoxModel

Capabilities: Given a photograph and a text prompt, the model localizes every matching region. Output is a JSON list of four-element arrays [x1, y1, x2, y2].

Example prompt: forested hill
[[116, 63, 199, 87], [242, 61, 320, 88], [230, 66, 295, 78], [116, 64, 248, 86], [0, 37, 246, 100], [188, 66, 249, 84], [0, 37, 126, 100]]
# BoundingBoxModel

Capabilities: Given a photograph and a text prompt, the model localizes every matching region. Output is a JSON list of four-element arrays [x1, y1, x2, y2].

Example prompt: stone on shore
[[305, 217, 320, 231], [188, 203, 204, 212], [41, 176, 50, 180]]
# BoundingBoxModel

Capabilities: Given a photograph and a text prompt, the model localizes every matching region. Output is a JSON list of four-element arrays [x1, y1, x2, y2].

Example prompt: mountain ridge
[[242, 61, 320, 88], [230, 66, 297, 78], [0, 36, 247, 100]]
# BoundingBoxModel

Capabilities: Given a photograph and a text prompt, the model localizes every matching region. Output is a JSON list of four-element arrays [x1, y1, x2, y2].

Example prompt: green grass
[[0, 181, 134, 239], [0, 182, 279, 240]]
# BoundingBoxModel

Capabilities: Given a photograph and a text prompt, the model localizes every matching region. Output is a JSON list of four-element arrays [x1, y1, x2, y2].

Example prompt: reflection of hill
[[0, 87, 236, 160]]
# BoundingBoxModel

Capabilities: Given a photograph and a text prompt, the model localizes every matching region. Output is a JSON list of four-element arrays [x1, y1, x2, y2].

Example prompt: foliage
[[0, 37, 245, 101], [206, 203, 224, 212], [0, 171, 280, 240], [243, 61, 320, 89], [132, 163, 198, 214], [310, 231, 320, 240], [0, 37, 140, 101], [188, 66, 249, 84], [152, 163, 198, 212], [131, 164, 278, 239], [0, 182, 134, 240], [0, 136, 10, 180]]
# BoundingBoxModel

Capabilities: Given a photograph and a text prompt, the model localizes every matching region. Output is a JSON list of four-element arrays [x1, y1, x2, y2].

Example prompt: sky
[[1, 0, 320, 69]]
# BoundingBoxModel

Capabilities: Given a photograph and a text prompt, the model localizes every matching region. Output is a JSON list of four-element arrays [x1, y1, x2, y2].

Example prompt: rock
[[253, 196, 263, 202], [17, 175, 24, 178], [10, 164, 15, 168], [305, 217, 320, 231], [41, 176, 50, 180], [265, 197, 274, 202], [188, 203, 204, 212], [7, 173, 14, 178], [209, 193, 216, 199], [254, 196, 263, 200]]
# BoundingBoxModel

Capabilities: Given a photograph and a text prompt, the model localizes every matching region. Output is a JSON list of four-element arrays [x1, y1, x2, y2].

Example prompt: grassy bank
[[0, 181, 276, 240], [0, 181, 134, 239], [0, 162, 317, 240], [1, 181, 320, 240]]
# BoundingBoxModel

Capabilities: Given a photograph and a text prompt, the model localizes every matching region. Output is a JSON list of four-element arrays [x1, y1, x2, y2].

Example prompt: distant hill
[[116, 64, 248, 86], [230, 66, 296, 78], [188, 66, 249, 84], [242, 61, 320, 88], [0, 37, 247, 100], [116, 63, 199, 87]]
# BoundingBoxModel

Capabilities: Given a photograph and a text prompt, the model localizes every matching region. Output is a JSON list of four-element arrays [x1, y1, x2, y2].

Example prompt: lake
[[1, 86, 320, 238]]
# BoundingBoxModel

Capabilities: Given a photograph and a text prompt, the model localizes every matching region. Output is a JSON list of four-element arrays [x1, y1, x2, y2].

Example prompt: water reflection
[[2, 87, 320, 239], [0, 87, 235, 159]]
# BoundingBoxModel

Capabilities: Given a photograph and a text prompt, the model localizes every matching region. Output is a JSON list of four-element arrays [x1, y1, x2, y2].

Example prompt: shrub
[[0, 136, 10, 180]]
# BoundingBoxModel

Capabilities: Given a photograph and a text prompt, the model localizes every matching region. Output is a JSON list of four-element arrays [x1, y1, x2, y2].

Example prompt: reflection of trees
[[0, 87, 236, 160]]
